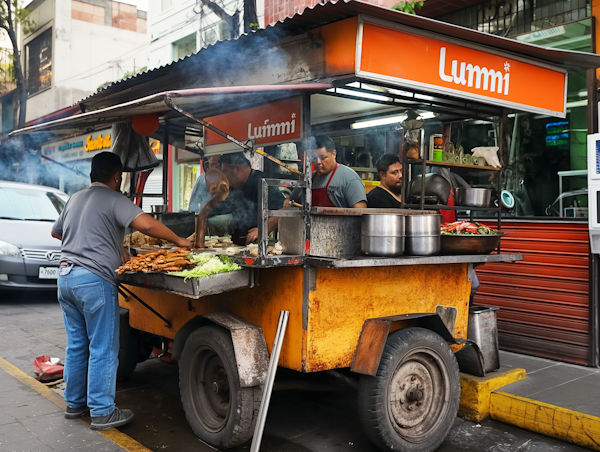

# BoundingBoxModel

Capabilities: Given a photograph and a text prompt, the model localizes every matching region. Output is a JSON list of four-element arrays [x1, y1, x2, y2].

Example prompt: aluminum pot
[[405, 236, 440, 256], [361, 236, 405, 257], [405, 214, 442, 236], [361, 214, 405, 237], [455, 188, 492, 207]]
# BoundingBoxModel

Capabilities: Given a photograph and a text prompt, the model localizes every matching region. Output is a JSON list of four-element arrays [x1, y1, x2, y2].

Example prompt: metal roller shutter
[[474, 221, 591, 365]]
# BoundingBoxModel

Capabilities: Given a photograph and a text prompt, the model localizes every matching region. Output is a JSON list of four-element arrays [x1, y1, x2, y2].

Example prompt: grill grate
[[20, 249, 61, 262]]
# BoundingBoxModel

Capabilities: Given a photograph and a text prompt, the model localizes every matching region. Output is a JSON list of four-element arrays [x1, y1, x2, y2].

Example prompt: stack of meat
[[116, 248, 195, 275]]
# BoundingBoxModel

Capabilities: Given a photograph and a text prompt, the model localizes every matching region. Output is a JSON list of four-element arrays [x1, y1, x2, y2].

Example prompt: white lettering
[[247, 115, 298, 141], [439, 47, 453, 82]]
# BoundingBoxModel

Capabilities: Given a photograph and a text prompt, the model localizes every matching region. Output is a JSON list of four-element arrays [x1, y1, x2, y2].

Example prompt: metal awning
[[8, 84, 331, 140]]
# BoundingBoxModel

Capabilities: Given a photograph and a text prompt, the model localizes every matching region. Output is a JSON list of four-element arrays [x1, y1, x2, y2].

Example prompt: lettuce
[[169, 254, 241, 281]]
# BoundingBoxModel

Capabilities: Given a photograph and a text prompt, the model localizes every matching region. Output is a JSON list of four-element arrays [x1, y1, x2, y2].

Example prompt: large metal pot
[[361, 214, 405, 237], [440, 232, 506, 255], [455, 188, 492, 207], [404, 214, 441, 256], [361, 236, 405, 257], [408, 173, 451, 204]]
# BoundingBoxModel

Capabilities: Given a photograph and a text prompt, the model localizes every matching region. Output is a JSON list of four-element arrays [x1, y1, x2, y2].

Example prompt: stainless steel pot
[[405, 214, 442, 236], [455, 188, 492, 207], [405, 236, 440, 256], [361, 236, 405, 256], [361, 214, 405, 237]]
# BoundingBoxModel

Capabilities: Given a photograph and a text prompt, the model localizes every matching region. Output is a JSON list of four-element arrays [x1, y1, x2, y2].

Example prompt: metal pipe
[[250, 310, 289, 452], [162, 121, 169, 207]]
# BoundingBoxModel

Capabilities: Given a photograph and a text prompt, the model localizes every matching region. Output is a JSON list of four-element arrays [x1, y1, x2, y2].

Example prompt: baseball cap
[[219, 152, 251, 165]]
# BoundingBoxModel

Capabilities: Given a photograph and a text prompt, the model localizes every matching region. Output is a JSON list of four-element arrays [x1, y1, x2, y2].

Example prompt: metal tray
[[118, 269, 253, 298], [440, 232, 506, 255]]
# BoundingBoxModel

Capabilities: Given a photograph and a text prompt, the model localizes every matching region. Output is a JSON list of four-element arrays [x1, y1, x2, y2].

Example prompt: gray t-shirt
[[291, 164, 367, 208], [52, 183, 143, 285]]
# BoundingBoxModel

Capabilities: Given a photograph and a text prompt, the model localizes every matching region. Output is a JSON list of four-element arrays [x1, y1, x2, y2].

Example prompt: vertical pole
[[258, 179, 269, 262], [250, 310, 289, 452], [162, 122, 169, 208], [302, 94, 312, 255]]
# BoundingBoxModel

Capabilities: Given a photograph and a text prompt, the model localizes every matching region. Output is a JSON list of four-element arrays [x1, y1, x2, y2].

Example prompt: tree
[[199, 0, 258, 39], [0, 0, 34, 129], [392, 1, 424, 15]]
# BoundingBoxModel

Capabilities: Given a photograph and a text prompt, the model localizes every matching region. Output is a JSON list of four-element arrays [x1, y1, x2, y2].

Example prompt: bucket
[[467, 306, 500, 373]]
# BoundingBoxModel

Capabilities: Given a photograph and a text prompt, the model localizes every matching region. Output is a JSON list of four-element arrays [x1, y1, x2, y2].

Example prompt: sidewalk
[[0, 358, 129, 452]]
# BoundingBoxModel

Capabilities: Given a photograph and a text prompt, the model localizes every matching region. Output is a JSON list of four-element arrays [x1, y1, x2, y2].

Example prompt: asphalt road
[[0, 289, 590, 452]]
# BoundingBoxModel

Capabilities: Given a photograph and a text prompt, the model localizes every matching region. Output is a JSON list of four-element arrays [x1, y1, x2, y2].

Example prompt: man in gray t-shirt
[[289, 136, 367, 208], [51, 152, 190, 431]]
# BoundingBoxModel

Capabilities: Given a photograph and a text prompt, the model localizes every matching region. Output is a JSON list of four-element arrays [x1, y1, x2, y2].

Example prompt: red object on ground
[[131, 113, 159, 136], [33, 356, 64, 382]]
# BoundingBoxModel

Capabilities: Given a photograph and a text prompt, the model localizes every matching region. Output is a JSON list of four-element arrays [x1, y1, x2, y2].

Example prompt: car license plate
[[39, 267, 59, 279]]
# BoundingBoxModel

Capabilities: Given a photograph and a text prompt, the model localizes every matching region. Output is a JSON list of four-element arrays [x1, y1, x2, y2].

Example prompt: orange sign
[[205, 97, 302, 146], [358, 22, 567, 116]]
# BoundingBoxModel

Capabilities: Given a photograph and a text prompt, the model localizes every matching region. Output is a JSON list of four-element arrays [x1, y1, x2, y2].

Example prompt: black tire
[[179, 325, 262, 449], [117, 309, 141, 381], [357, 327, 460, 452]]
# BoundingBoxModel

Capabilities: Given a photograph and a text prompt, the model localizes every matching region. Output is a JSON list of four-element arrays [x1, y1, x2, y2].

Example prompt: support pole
[[162, 121, 169, 208], [250, 310, 289, 452]]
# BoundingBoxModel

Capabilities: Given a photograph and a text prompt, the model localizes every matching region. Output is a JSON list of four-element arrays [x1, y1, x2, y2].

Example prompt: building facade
[[22, 0, 148, 123]]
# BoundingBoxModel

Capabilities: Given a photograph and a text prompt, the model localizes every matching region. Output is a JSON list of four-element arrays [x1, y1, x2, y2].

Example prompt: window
[[173, 33, 197, 61], [26, 28, 52, 96], [161, 0, 172, 11], [0, 187, 65, 221]]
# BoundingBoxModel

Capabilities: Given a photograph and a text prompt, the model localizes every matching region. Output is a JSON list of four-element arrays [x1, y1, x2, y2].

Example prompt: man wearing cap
[[288, 136, 367, 209], [219, 152, 286, 245], [51, 152, 191, 431]]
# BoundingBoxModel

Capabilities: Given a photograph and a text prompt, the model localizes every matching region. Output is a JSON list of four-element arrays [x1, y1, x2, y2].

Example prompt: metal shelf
[[406, 159, 501, 172], [403, 204, 498, 211]]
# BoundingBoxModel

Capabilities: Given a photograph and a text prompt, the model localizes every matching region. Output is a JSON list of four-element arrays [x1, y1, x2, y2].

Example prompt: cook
[[367, 154, 402, 208], [51, 152, 190, 431], [219, 152, 286, 245], [288, 136, 367, 208]]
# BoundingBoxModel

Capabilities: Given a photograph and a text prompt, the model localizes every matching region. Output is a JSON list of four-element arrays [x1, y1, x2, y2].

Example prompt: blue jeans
[[57, 266, 119, 417]]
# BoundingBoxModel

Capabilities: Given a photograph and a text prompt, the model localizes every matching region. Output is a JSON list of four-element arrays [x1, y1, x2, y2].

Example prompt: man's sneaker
[[65, 406, 90, 419], [90, 408, 134, 431]]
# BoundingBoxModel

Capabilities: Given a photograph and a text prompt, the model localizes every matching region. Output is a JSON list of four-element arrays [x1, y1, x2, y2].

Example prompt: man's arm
[[246, 217, 279, 243], [51, 230, 62, 240], [351, 201, 367, 208], [130, 213, 191, 248]]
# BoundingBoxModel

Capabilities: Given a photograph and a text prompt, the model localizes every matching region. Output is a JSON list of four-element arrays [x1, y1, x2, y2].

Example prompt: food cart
[[10, 2, 600, 450]]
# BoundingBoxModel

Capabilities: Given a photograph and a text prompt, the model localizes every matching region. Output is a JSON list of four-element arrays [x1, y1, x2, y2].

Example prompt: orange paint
[[316, 16, 358, 76], [205, 97, 301, 146], [359, 23, 567, 115]]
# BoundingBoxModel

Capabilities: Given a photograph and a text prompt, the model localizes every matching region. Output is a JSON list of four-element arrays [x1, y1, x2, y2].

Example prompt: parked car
[[0, 181, 68, 290]]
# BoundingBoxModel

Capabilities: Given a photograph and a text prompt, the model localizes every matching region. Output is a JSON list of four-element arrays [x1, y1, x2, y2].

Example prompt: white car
[[0, 181, 68, 290]]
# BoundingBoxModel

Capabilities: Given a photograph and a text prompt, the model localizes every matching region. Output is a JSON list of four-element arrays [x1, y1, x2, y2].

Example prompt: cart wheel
[[179, 325, 261, 449], [117, 309, 146, 381], [357, 327, 460, 452]]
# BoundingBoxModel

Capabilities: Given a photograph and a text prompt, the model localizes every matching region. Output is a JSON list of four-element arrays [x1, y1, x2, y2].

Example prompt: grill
[[20, 249, 61, 262]]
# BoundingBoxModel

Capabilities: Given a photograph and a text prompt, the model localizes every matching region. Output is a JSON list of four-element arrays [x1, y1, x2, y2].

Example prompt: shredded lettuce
[[169, 254, 241, 281]]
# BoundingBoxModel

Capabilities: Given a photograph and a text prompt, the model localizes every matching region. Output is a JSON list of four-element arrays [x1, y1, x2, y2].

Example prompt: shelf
[[403, 204, 500, 211], [406, 159, 501, 172]]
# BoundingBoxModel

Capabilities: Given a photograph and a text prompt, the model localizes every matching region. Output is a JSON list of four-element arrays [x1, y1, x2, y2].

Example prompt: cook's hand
[[246, 228, 259, 243], [283, 198, 292, 207], [121, 248, 132, 265], [175, 237, 192, 248]]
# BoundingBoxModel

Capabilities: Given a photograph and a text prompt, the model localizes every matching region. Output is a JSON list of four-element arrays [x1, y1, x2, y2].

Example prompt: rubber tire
[[116, 309, 141, 382], [179, 325, 261, 449], [357, 327, 460, 452]]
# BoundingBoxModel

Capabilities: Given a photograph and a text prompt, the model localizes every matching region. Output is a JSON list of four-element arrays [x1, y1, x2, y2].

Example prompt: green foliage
[[392, 0, 424, 14], [249, 22, 259, 30]]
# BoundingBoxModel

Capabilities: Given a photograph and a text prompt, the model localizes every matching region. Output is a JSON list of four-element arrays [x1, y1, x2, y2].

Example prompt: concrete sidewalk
[[0, 358, 131, 452]]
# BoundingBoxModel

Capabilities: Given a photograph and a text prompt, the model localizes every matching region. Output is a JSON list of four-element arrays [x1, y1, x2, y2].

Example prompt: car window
[[0, 187, 67, 221]]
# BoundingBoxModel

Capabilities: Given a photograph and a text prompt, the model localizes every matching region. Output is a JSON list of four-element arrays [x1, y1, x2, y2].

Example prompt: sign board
[[205, 97, 302, 151], [356, 19, 568, 117], [42, 129, 113, 164]]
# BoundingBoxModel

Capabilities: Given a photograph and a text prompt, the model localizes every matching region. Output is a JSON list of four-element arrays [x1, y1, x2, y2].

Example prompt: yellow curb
[[458, 368, 526, 422], [0, 356, 151, 452], [491, 391, 600, 451]]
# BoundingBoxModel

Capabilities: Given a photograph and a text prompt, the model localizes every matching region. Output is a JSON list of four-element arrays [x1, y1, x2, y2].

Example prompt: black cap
[[219, 152, 250, 165]]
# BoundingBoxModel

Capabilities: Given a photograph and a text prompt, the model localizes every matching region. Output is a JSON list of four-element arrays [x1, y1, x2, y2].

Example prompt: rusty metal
[[201, 312, 269, 388], [351, 319, 391, 376], [119, 284, 172, 328], [305, 253, 523, 268]]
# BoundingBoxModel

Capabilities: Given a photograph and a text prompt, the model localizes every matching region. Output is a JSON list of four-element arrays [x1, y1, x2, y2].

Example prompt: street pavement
[[0, 289, 591, 452]]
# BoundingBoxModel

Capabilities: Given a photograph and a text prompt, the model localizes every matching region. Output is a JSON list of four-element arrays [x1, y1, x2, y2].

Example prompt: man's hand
[[246, 228, 258, 244], [174, 237, 192, 248], [121, 248, 132, 265]]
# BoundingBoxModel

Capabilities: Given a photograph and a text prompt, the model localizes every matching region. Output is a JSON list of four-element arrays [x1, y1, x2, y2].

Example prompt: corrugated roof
[[79, 0, 600, 111]]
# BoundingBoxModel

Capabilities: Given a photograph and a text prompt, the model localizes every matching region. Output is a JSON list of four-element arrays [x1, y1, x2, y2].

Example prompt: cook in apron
[[312, 164, 338, 207]]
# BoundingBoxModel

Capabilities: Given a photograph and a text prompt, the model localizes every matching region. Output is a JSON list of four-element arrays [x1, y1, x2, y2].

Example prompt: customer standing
[[51, 152, 190, 430]]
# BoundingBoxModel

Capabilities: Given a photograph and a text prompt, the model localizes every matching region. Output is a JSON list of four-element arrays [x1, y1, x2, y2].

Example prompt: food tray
[[118, 269, 252, 299], [440, 232, 506, 255]]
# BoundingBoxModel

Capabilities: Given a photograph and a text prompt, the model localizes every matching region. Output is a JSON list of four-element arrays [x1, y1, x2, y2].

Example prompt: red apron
[[312, 164, 338, 207], [441, 188, 457, 223]]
